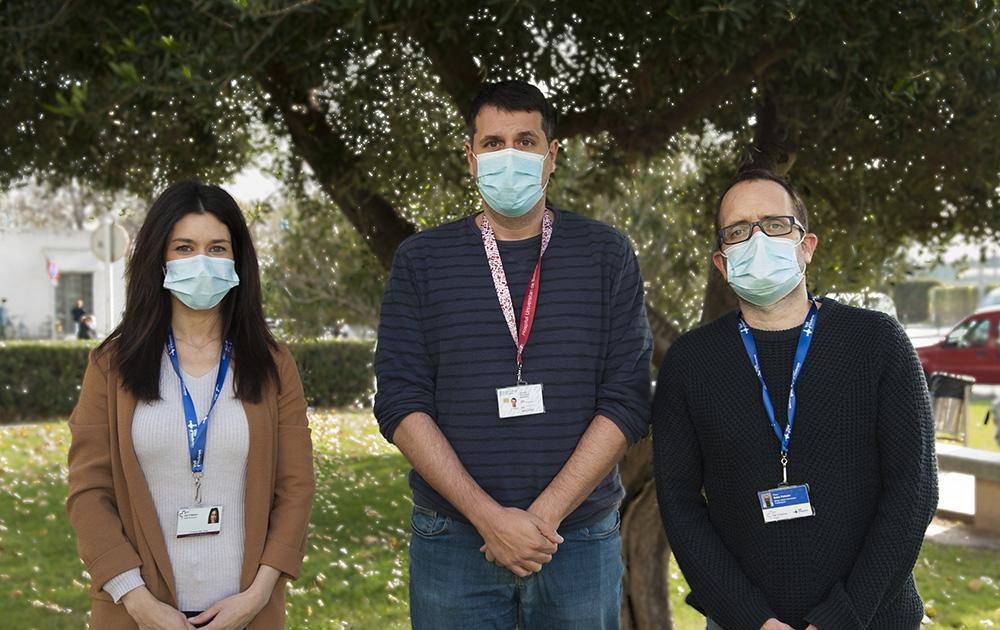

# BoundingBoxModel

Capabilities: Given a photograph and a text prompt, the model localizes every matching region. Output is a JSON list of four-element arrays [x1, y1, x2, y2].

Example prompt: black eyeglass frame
[[717, 215, 806, 246]]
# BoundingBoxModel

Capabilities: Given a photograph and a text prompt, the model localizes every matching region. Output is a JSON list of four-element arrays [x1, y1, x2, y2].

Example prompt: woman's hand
[[189, 589, 269, 630], [191, 564, 279, 630], [122, 587, 196, 630]]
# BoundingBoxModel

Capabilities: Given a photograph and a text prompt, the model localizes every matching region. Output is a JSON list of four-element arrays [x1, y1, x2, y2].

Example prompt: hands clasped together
[[476, 505, 564, 577], [123, 583, 271, 630]]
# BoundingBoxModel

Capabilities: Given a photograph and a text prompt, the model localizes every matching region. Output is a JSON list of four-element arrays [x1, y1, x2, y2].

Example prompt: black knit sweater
[[652, 299, 938, 630]]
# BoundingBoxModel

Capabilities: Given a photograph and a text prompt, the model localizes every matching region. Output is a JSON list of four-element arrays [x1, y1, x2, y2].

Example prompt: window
[[944, 318, 991, 349]]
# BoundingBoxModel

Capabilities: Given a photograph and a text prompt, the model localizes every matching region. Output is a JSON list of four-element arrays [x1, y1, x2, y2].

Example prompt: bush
[[929, 285, 997, 326], [892, 280, 941, 323], [0, 338, 375, 423], [0, 341, 95, 423], [290, 339, 375, 408]]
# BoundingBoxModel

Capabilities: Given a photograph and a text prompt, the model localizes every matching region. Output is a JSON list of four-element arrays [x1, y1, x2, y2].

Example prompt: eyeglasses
[[717, 215, 804, 246]]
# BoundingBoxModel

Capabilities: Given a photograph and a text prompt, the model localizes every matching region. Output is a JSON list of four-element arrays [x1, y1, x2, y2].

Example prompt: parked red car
[[917, 306, 1000, 384]]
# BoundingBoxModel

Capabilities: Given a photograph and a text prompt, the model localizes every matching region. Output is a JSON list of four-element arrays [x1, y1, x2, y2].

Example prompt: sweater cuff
[[103, 568, 145, 603], [261, 538, 305, 580], [725, 598, 776, 630], [689, 591, 774, 630], [86, 542, 143, 595], [805, 582, 862, 630]]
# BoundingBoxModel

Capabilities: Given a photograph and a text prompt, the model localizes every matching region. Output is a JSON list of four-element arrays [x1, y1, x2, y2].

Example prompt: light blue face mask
[[474, 148, 549, 218], [723, 231, 804, 306], [163, 255, 240, 310]]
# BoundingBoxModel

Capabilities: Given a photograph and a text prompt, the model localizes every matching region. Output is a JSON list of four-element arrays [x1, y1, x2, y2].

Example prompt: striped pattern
[[374, 209, 652, 530]]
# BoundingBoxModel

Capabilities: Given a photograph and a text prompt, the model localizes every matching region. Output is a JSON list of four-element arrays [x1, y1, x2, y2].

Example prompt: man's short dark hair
[[715, 169, 809, 239], [466, 80, 556, 144]]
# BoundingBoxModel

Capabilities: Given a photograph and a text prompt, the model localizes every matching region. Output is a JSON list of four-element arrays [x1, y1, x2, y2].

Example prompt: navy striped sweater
[[373, 208, 653, 529]]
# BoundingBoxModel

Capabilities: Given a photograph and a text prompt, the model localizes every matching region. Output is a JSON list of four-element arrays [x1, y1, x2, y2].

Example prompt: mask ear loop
[[540, 149, 553, 192], [792, 227, 806, 247]]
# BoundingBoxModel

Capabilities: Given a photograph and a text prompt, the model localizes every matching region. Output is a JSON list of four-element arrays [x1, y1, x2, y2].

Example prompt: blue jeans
[[409, 506, 623, 630]]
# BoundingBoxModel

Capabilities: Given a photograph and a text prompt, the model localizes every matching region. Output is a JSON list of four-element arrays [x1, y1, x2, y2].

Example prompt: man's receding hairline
[[718, 178, 797, 224]]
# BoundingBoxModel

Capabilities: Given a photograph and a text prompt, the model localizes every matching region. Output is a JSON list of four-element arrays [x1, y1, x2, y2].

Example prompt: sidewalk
[[930, 459, 1000, 551], [926, 516, 1000, 551]]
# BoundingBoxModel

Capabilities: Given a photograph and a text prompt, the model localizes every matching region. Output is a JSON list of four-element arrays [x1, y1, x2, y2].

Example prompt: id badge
[[758, 484, 815, 523], [496, 383, 545, 419], [176, 505, 222, 537]]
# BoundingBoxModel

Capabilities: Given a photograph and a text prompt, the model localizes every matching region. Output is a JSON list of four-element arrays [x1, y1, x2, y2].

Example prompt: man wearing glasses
[[651, 170, 938, 630]]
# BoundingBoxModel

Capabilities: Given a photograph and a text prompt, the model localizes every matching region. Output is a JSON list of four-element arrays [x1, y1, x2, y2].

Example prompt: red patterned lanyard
[[480, 210, 554, 384]]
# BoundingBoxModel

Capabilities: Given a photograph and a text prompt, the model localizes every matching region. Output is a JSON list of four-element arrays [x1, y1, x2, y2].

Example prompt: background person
[[77, 314, 96, 340], [71, 297, 87, 335]]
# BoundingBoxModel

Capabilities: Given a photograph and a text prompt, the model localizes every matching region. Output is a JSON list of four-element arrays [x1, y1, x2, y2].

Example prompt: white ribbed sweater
[[103, 352, 249, 612]]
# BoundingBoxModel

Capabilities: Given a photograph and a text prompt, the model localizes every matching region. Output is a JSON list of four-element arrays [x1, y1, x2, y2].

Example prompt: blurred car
[[917, 306, 1000, 384], [825, 291, 899, 320]]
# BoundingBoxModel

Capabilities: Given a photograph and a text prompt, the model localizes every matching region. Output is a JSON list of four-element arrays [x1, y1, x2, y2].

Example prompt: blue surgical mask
[[474, 148, 549, 218], [723, 231, 804, 306], [163, 255, 240, 310]]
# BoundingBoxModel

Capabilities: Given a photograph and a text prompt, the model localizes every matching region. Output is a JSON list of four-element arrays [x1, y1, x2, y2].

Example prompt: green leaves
[[108, 60, 140, 84], [41, 83, 88, 117], [3, 0, 999, 332]]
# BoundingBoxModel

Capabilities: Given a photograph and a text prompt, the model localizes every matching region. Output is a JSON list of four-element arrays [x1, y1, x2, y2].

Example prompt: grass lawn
[[966, 401, 998, 452], [2, 412, 999, 629]]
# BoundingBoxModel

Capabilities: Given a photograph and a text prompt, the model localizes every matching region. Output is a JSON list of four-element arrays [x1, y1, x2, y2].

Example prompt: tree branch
[[561, 45, 794, 159], [255, 65, 416, 270], [743, 91, 799, 174], [646, 302, 681, 367], [418, 31, 484, 123]]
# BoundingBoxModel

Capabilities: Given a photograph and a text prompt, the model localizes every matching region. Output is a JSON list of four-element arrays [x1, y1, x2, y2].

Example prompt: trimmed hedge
[[0, 338, 375, 423], [0, 341, 95, 422]]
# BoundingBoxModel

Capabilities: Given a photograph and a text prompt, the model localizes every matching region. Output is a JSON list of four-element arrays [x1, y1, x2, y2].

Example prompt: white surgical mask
[[474, 148, 549, 217], [723, 232, 804, 306], [163, 255, 240, 310]]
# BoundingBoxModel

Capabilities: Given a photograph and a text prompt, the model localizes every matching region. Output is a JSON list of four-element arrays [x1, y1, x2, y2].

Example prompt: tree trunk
[[619, 439, 672, 630], [701, 260, 739, 324], [619, 266, 737, 630]]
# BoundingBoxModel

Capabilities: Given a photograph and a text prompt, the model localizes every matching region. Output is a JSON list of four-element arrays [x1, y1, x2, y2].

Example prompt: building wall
[[0, 230, 126, 339]]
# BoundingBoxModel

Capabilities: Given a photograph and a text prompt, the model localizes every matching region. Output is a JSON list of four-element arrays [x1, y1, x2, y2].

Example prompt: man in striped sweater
[[374, 80, 652, 630]]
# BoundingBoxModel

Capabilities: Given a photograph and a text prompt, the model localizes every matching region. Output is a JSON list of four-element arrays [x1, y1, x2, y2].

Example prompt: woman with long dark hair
[[67, 181, 314, 630]]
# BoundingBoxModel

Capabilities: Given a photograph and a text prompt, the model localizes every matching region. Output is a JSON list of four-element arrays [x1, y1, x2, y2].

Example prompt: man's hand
[[122, 587, 196, 630], [805, 626, 818, 630], [189, 588, 270, 630], [476, 506, 563, 576], [526, 500, 563, 533], [760, 619, 795, 630]]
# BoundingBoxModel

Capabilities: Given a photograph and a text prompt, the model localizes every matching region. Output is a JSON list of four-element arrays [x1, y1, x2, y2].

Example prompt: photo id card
[[758, 484, 815, 523], [176, 505, 222, 538], [496, 383, 545, 419]]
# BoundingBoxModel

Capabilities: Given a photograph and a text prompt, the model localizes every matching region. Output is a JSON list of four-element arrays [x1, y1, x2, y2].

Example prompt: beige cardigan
[[66, 343, 315, 629]]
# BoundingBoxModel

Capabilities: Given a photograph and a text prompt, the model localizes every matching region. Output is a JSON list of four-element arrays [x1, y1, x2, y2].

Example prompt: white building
[[0, 228, 126, 339]]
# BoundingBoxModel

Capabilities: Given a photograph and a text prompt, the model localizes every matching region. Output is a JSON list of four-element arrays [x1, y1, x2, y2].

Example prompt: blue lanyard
[[166, 330, 232, 497], [737, 301, 818, 479]]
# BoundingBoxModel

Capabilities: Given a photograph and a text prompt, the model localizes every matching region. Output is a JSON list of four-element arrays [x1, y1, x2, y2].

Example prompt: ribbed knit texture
[[104, 351, 249, 611], [652, 299, 938, 630], [374, 208, 653, 530]]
